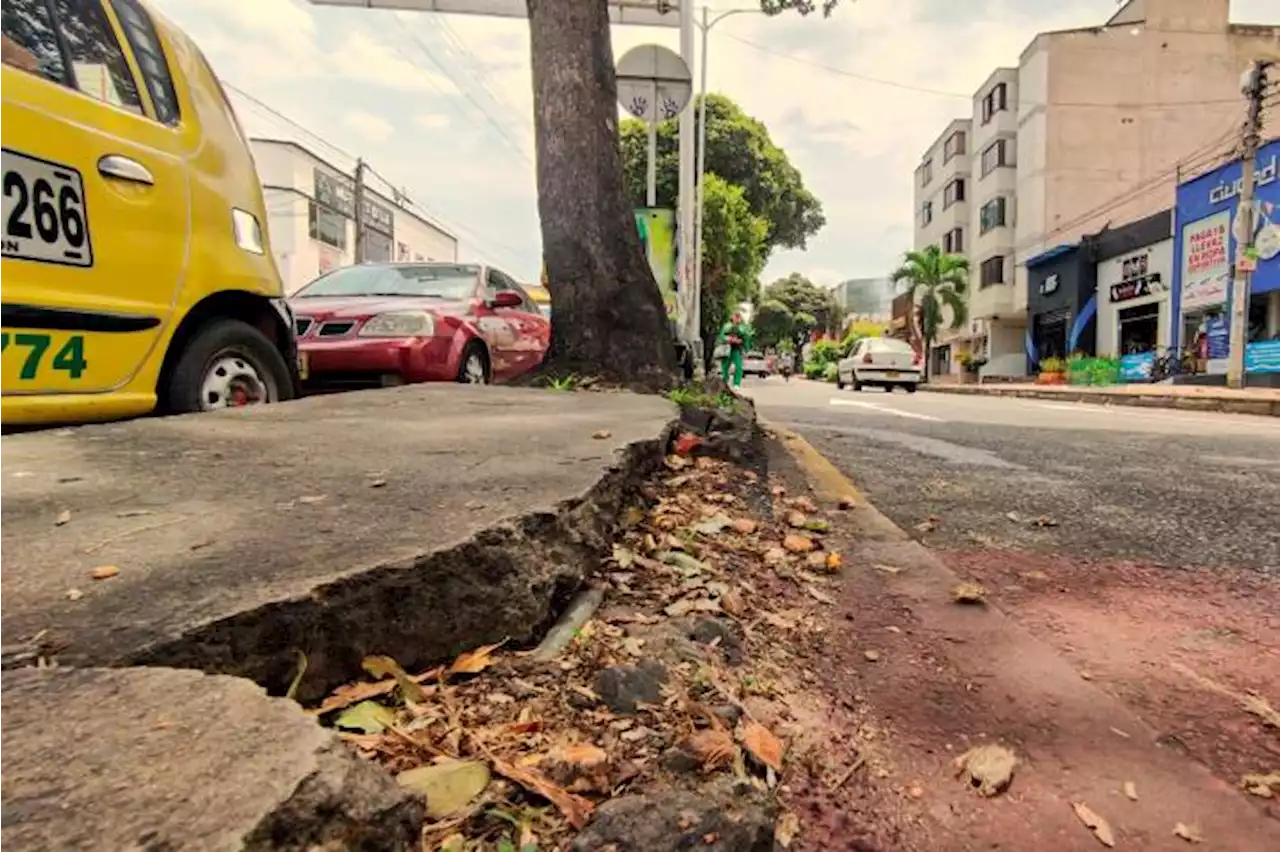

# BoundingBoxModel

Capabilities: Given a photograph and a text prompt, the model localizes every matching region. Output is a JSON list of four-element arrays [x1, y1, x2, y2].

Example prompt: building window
[[979, 197, 1007, 234], [979, 255, 1005, 288], [918, 158, 933, 187], [943, 178, 966, 209], [943, 130, 966, 163], [943, 227, 964, 254], [981, 139, 1011, 177], [363, 230, 392, 263], [981, 82, 1008, 124], [920, 200, 933, 227], [308, 201, 347, 249]]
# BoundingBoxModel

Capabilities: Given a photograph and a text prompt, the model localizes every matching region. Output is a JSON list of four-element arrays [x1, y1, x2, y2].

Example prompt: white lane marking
[[830, 398, 944, 421]]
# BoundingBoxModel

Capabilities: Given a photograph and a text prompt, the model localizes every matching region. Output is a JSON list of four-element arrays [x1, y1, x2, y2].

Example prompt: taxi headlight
[[359, 312, 436, 338]]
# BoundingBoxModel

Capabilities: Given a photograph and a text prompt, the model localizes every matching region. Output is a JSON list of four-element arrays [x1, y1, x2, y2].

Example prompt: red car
[[289, 262, 550, 390]]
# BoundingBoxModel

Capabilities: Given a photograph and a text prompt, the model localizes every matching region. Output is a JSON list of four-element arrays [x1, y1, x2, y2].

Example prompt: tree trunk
[[526, 0, 676, 386], [923, 334, 933, 382]]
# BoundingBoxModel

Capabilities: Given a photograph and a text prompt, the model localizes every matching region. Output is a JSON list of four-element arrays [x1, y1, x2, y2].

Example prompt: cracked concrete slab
[[1, 666, 424, 851], [2, 385, 675, 700]]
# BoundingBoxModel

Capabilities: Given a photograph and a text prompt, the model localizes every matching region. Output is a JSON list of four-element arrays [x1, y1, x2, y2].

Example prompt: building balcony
[[969, 281, 1016, 320]]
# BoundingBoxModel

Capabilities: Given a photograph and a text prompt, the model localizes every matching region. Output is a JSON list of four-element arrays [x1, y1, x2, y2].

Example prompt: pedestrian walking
[[718, 311, 754, 388]]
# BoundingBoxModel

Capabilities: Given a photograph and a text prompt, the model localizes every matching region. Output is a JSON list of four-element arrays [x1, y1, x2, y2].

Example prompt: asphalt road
[[746, 377, 1280, 572]]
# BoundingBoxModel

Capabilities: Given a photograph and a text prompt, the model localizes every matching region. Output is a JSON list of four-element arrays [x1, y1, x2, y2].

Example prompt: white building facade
[[250, 139, 459, 294]]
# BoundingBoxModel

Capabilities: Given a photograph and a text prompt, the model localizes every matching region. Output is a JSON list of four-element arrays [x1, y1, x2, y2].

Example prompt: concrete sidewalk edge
[[919, 383, 1280, 416]]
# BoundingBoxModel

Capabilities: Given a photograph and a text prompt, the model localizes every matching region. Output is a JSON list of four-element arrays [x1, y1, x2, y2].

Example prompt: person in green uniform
[[718, 311, 754, 387]]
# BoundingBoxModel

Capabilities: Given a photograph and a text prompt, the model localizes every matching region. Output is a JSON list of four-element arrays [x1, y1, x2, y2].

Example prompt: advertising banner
[[1118, 351, 1155, 382], [634, 207, 678, 319], [1180, 210, 1229, 310]]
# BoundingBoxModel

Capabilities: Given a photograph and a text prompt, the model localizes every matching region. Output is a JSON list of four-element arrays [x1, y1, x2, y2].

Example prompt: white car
[[742, 351, 771, 378], [837, 338, 923, 392]]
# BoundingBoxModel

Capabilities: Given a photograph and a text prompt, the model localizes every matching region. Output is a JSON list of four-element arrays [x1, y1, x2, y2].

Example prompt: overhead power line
[[717, 30, 1249, 110], [220, 82, 535, 272]]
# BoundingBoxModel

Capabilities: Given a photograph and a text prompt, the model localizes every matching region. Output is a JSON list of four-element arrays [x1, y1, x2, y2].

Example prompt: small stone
[[786, 511, 807, 529], [90, 565, 120, 581], [711, 703, 743, 727], [660, 747, 703, 773], [864, 650, 881, 662], [592, 430, 613, 440], [763, 547, 790, 566], [790, 496, 818, 513], [594, 660, 667, 715], [837, 496, 857, 510], [805, 552, 828, 570], [570, 789, 775, 852], [782, 534, 815, 554], [368, 478, 388, 488], [65, 588, 84, 602], [731, 518, 758, 535], [689, 618, 744, 665]]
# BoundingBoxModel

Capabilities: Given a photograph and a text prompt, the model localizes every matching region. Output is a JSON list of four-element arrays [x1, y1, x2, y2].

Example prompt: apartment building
[[912, 0, 1280, 378], [830, 276, 895, 318], [912, 118, 972, 374]]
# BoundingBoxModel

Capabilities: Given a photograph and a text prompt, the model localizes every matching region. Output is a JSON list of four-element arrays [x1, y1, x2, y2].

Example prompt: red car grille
[[317, 321, 356, 337]]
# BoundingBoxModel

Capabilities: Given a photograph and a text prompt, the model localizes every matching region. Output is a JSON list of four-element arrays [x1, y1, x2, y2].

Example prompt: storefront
[[1093, 211, 1173, 363], [1025, 243, 1097, 371], [1172, 138, 1280, 383]]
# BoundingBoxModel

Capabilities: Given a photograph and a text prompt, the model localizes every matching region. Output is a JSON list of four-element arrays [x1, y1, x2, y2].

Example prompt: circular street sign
[[616, 43, 692, 122]]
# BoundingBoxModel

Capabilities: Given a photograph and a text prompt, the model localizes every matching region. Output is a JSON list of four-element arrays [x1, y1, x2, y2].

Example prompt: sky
[[151, 0, 1276, 289]]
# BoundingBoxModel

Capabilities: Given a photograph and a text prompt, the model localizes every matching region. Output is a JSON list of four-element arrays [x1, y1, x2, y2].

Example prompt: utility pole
[[352, 157, 366, 264], [1228, 60, 1271, 388]]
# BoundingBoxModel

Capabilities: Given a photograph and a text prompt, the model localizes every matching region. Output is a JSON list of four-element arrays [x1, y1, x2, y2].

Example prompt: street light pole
[[692, 7, 761, 375]]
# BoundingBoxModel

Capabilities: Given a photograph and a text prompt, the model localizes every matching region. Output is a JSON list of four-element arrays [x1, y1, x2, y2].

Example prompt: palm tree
[[889, 246, 970, 380]]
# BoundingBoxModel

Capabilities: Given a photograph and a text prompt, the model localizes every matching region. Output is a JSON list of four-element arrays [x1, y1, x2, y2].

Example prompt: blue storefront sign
[[1119, 351, 1156, 382], [1205, 314, 1230, 359], [1246, 340, 1280, 373], [1172, 139, 1280, 364]]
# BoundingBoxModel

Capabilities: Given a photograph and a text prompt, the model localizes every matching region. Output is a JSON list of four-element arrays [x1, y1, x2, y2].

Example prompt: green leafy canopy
[[889, 245, 970, 356]]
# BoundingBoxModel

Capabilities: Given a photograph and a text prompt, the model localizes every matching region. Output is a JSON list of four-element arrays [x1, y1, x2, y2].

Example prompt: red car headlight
[[359, 312, 436, 338]]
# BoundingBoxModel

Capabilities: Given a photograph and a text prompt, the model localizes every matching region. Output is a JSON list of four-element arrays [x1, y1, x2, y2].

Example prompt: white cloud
[[344, 109, 395, 142], [150, 0, 1280, 285]]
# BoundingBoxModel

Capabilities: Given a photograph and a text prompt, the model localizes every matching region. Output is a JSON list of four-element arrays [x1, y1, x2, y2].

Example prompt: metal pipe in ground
[[531, 586, 605, 662]]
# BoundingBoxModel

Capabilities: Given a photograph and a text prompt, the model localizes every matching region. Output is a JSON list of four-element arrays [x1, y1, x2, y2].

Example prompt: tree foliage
[[761, 273, 841, 342], [753, 299, 795, 350], [619, 94, 825, 253], [699, 174, 768, 364], [888, 245, 969, 378]]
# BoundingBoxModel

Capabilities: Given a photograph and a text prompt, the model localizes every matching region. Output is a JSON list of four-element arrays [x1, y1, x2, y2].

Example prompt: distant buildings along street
[[911, 0, 1278, 380], [829, 277, 895, 319], [251, 139, 460, 294]]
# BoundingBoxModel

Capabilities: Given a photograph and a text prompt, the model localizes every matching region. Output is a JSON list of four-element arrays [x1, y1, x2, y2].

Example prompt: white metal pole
[[646, 80, 658, 208], [692, 5, 710, 374], [677, 0, 696, 347]]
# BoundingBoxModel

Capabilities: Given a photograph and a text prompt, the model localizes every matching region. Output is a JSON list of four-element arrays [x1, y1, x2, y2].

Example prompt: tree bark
[[526, 0, 677, 387]]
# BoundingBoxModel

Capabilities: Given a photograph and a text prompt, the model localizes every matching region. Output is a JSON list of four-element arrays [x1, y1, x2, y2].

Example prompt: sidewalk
[[922, 381, 1280, 416]]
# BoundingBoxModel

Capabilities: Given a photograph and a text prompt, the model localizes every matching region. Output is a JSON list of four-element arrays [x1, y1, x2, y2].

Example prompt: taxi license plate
[[297, 352, 309, 381], [885, 370, 901, 378], [2, 149, 93, 267]]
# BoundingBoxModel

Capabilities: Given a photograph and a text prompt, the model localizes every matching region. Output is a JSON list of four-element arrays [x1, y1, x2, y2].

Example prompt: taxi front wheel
[[165, 319, 295, 414]]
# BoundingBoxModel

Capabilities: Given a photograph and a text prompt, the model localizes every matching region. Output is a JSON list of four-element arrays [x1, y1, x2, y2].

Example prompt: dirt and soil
[[310, 429, 1279, 851]]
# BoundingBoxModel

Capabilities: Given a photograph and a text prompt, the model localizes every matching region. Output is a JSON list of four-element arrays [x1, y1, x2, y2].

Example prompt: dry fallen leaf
[[362, 655, 428, 703], [774, 811, 801, 848], [397, 759, 491, 819], [914, 519, 937, 533], [687, 728, 735, 769], [825, 552, 844, 573], [333, 700, 396, 734], [297, 494, 327, 505], [955, 745, 1016, 797], [55, 509, 72, 526], [721, 588, 746, 617], [1240, 771, 1280, 798], [1072, 802, 1116, 848], [873, 563, 905, 575], [807, 586, 836, 605], [1241, 692, 1280, 729], [65, 588, 84, 602], [1123, 781, 1138, 801], [789, 496, 818, 513], [1172, 823, 1203, 843], [805, 552, 828, 571], [782, 534, 816, 554], [740, 721, 785, 772], [557, 743, 609, 770], [786, 511, 808, 529], [731, 518, 759, 535], [90, 565, 120, 581], [447, 641, 504, 677], [490, 756, 594, 829], [950, 582, 988, 605]]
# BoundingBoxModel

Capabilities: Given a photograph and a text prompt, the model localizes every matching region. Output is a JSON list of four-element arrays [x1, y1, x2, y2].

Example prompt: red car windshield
[[294, 264, 480, 299]]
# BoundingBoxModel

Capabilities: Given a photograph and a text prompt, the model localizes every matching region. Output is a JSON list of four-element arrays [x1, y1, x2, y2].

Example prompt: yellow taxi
[[1, 0, 298, 427]]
